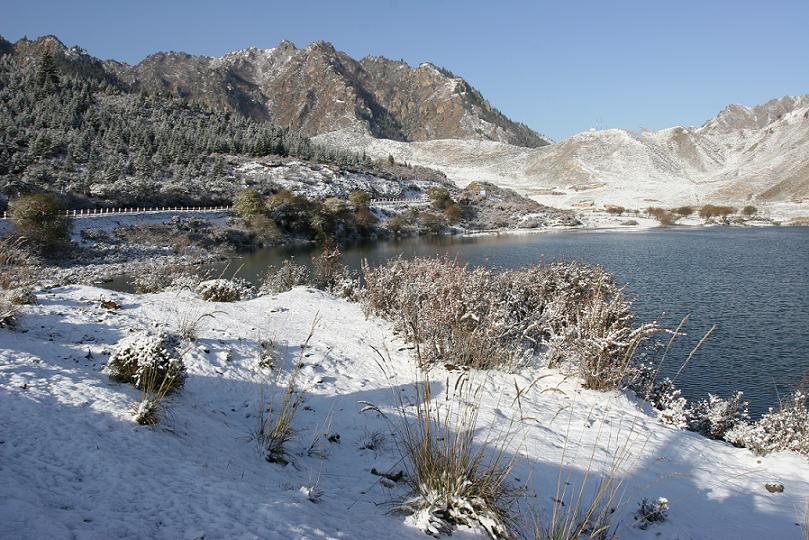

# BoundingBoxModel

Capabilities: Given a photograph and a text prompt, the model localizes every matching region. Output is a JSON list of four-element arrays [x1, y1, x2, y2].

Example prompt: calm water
[[116, 227, 809, 416]]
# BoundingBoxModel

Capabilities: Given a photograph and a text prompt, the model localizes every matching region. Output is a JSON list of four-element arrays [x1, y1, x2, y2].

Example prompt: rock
[[765, 483, 784, 493]]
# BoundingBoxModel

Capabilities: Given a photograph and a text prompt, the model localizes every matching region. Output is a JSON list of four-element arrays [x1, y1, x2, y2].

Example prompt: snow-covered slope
[[314, 95, 809, 217], [2, 286, 807, 539]]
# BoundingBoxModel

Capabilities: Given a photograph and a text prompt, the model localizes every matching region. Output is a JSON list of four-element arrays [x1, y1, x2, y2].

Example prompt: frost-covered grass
[[362, 257, 657, 382], [195, 278, 254, 302]]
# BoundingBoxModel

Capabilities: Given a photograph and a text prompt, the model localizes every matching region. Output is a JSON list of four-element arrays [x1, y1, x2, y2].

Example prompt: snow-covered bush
[[133, 263, 201, 294], [362, 257, 658, 376], [106, 331, 185, 392], [257, 338, 278, 369], [646, 378, 691, 429], [259, 258, 310, 294], [726, 391, 809, 456], [195, 278, 253, 302], [636, 497, 669, 529], [6, 287, 36, 305], [687, 392, 749, 440], [0, 295, 18, 329]]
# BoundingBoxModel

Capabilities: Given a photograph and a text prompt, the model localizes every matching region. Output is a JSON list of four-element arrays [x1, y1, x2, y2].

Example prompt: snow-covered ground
[[2, 286, 807, 539]]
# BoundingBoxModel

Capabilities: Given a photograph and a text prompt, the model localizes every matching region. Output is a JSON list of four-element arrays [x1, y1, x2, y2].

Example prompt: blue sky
[[3, 0, 808, 140]]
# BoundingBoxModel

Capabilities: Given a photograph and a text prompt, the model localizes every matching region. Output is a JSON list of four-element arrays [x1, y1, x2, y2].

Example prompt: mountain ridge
[[313, 92, 809, 214], [1, 34, 550, 148]]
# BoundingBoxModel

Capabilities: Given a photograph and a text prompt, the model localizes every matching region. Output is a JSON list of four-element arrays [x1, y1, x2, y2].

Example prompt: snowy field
[[2, 286, 808, 539]]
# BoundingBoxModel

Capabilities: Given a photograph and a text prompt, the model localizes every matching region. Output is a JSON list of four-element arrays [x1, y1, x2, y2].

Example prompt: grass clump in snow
[[0, 294, 18, 329], [254, 319, 315, 464], [366, 358, 519, 538], [195, 278, 254, 302], [106, 331, 186, 425], [530, 477, 623, 540], [528, 416, 631, 540], [0, 236, 38, 290], [172, 307, 220, 343], [255, 371, 304, 464], [131, 360, 185, 425], [107, 331, 185, 392]]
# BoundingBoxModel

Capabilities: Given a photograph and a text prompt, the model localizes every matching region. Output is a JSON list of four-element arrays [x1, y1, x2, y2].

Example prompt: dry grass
[[531, 475, 623, 540], [0, 294, 18, 329], [803, 499, 809, 540], [529, 404, 640, 540], [365, 352, 520, 538], [131, 359, 185, 425], [172, 306, 222, 342], [362, 257, 659, 388], [254, 318, 317, 464]]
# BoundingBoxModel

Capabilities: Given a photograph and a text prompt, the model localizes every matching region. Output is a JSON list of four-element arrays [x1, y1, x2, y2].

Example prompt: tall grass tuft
[[254, 318, 317, 464], [365, 350, 520, 538]]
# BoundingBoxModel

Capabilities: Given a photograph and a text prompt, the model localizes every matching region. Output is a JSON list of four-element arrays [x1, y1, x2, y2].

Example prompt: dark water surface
[[119, 226, 809, 416]]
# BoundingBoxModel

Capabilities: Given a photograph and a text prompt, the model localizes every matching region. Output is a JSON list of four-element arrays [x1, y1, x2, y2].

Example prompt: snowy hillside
[[314, 95, 809, 219], [2, 285, 808, 539]]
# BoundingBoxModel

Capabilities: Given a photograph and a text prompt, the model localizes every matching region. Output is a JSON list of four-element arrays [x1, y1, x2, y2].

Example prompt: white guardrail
[[0, 196, 430, 219], [369, 197, 429, 207], [0, 206, 233, 220]]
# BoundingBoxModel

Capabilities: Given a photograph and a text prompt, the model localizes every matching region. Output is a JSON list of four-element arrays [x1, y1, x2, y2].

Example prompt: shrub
[[106, 332, 185, 393], [257, 338, 278, 369], [741, 205, 758, 217], [8, 193, 72, 252], [6, 287, 36, 305], [605, 205, 625, 215], [445, 203, 463, 225], [386, 214, 408, 236], [419, 212, 447, 235], [348, 190, 371, 210], [233, 189, 268, 222], [687, 392, 749, 439], [427, 186, 454, 210], [362, 257, 658, 380], [672, 206, 694, 217], [310, 245, 358, 298], [260, 258, 310, 294], [132, 264, 202, 294], [195, 278, 253, 302], [726, 390, 809, 456], [0, 295, 18, 329], [635, 497, 669, 530], [699, 204, 734, 219], [646, 207, 678, 226]]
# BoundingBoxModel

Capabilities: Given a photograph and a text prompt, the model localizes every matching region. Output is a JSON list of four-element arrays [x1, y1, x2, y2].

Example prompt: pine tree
[[36, 52, 60, 90]]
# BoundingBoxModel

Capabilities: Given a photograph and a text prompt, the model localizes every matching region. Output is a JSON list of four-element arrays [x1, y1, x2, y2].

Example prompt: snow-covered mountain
[[315, 95, 809, 214]]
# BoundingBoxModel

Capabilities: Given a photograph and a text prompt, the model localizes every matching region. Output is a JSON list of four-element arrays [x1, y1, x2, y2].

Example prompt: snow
[[1, 286, 808, 539]]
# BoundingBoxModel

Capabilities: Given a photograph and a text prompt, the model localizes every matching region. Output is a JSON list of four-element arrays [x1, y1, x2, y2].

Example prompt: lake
[[122, 226, 809, 416]]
